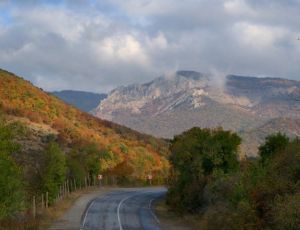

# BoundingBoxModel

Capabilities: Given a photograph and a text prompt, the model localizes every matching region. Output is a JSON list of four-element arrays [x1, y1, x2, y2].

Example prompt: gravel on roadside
[[49, 187, 115, 230]]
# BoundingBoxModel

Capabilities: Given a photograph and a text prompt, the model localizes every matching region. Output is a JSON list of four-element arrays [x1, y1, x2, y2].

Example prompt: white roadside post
[[147, 174, 153, 186], [98, 174, 103, 187]]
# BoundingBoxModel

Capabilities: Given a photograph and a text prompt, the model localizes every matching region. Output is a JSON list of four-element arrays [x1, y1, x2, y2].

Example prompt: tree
[[41, 142, 66, 204], [0, 118, 25, 219], [0, 152, 25, 220], [81, 144, 102, 178], [167, 127, 241, 213], [66, 149, 86, 185], [259, 133, 289, 164]]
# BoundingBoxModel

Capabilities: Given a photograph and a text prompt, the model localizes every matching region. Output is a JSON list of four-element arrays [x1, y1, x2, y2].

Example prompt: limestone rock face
[[93, 70, 300, 156]]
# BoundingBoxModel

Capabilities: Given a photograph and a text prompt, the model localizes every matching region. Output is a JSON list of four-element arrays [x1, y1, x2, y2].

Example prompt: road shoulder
[[49, 187, 114, 230], [154, 199, 195, 230]]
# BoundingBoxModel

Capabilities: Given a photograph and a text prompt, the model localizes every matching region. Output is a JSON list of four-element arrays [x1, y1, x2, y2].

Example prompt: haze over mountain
[[51, 90, 107, 112], [94, 70, 300, 156]]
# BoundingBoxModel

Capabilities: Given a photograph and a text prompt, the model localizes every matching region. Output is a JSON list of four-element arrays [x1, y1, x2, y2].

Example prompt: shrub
[[259, 133, 289, 164], [0, 118, 25, 219], [0, 152, 25, 219], [167, 127, 241, 213], [272, 192, 300, 230], [40, 142, 66, 204]]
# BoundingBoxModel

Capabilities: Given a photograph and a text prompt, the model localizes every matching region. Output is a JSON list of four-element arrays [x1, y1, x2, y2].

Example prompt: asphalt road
[[80, 187, 167, 230]]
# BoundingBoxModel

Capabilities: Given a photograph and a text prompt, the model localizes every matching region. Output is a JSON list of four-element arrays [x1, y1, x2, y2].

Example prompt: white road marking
[[117, 192, 141, 230], [118, 191, 160, 230], [81, 199, 96, 230], [82, 190, 163, 230], [149, 198, 160, 224]]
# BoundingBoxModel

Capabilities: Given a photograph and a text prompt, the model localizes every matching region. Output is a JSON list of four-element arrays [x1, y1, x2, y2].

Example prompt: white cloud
[[224, 0, 256, 16], [95, 34, 149, 66], [109, 0, 179, 15], [234, 22, 288, 49], [0, 0, 299, 92], [147, 32, 168, 50]]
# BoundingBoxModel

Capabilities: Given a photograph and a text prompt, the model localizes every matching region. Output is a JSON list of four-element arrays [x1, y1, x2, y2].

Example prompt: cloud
[[0, 0, 299, 92], [94, 34, 149, 66], [234, 22, 288, 49], [224, 0, 257, 16]]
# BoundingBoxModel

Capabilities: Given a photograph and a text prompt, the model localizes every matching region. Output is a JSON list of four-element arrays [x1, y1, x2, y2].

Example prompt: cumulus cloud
[[0, 0, 299, 92]]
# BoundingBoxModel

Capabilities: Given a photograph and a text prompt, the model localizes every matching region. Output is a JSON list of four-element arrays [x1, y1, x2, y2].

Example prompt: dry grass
[[39, 187, 101, 229], [0, 187, 102, 230], [154, 199, 197, 230]]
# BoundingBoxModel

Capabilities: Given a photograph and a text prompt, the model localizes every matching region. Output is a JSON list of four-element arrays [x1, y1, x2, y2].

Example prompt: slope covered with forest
[[0, 69, 169, 184]]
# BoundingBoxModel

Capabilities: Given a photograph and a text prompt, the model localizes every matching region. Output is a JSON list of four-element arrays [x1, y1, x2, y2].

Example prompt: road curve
[[81, 187, 166, 230]]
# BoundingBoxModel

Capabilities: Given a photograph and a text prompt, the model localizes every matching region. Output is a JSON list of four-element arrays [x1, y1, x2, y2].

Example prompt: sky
[[0, 0, 300, 92]]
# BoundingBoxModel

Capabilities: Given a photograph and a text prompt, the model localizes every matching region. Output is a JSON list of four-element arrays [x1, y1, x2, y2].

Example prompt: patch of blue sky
[[0, 7, 13, 26]]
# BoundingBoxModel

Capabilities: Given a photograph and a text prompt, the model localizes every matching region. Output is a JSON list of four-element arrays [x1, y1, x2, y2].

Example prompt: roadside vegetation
[[0, 69, 170, 228], [167, 128, 300, 229], [0, 69, 169, 185], [0, 113, 167, 228]]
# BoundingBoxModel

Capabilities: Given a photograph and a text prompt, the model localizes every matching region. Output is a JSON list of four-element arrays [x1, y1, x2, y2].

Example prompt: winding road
[[80, 188, 166, 230]]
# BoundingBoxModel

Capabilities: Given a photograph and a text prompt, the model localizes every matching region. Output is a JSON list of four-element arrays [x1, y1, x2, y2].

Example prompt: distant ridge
[[51, 90, 107, 112]]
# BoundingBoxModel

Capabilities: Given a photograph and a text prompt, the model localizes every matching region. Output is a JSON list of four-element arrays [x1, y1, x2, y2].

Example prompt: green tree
[[0, 153, 25, 219], [259, 133, 289, 164], [167, 127, 241, 213], [230, 138, 300, 229], [41, 142, 66, 204], [0, 118, 25, 219], [81, 144, 102, 178], [66, 149, 86, 185]]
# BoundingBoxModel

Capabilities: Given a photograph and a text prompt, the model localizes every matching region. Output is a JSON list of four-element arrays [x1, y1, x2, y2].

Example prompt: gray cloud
[[0, 0, 299, 92]]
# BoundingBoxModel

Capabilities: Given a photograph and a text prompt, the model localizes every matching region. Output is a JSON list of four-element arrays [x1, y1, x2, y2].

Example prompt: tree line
[[0, 115, 166, 227], [167, 127, 299, 229]]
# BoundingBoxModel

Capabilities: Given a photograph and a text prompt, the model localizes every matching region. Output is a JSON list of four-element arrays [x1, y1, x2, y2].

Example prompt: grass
[[39, 187, 102, 229], [0, 187, 102, 230], [154, 199, 196, 230]]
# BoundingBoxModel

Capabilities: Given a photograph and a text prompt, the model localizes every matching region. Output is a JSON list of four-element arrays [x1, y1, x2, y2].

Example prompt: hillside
[[240, 117, 300, 156], [0, 69, 169, 181], [94, 70, 300, 156], [51, 90, 107, 112]]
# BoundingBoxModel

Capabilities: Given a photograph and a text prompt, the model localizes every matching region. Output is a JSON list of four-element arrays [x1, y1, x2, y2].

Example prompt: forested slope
[[0, 68, 169, 198]]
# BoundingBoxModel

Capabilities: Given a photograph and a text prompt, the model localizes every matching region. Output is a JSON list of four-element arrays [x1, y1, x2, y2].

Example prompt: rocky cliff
[[94, 71, 300, 156]]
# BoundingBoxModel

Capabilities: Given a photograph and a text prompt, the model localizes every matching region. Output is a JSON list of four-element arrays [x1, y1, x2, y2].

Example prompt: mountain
[[51, 90, 107, 112], [0, 69, 169, 180], [240, 117, 300, 157], [94, 70, 300, 156]]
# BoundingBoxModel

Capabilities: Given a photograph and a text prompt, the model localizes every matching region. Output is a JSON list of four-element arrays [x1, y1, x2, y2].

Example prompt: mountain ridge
[[51, 90, 107, 112], [94, 70, 300, 156]]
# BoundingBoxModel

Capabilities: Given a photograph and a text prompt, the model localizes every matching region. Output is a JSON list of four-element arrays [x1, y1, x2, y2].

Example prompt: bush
[[40, 142, 66, 204], [169, 132, 300, 229], [0, 118, 25, 219], [0, 152, 25, 219], [272, 192, 300, 230], [167, 127, 241, 213], [259, 132, 289, 164]]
